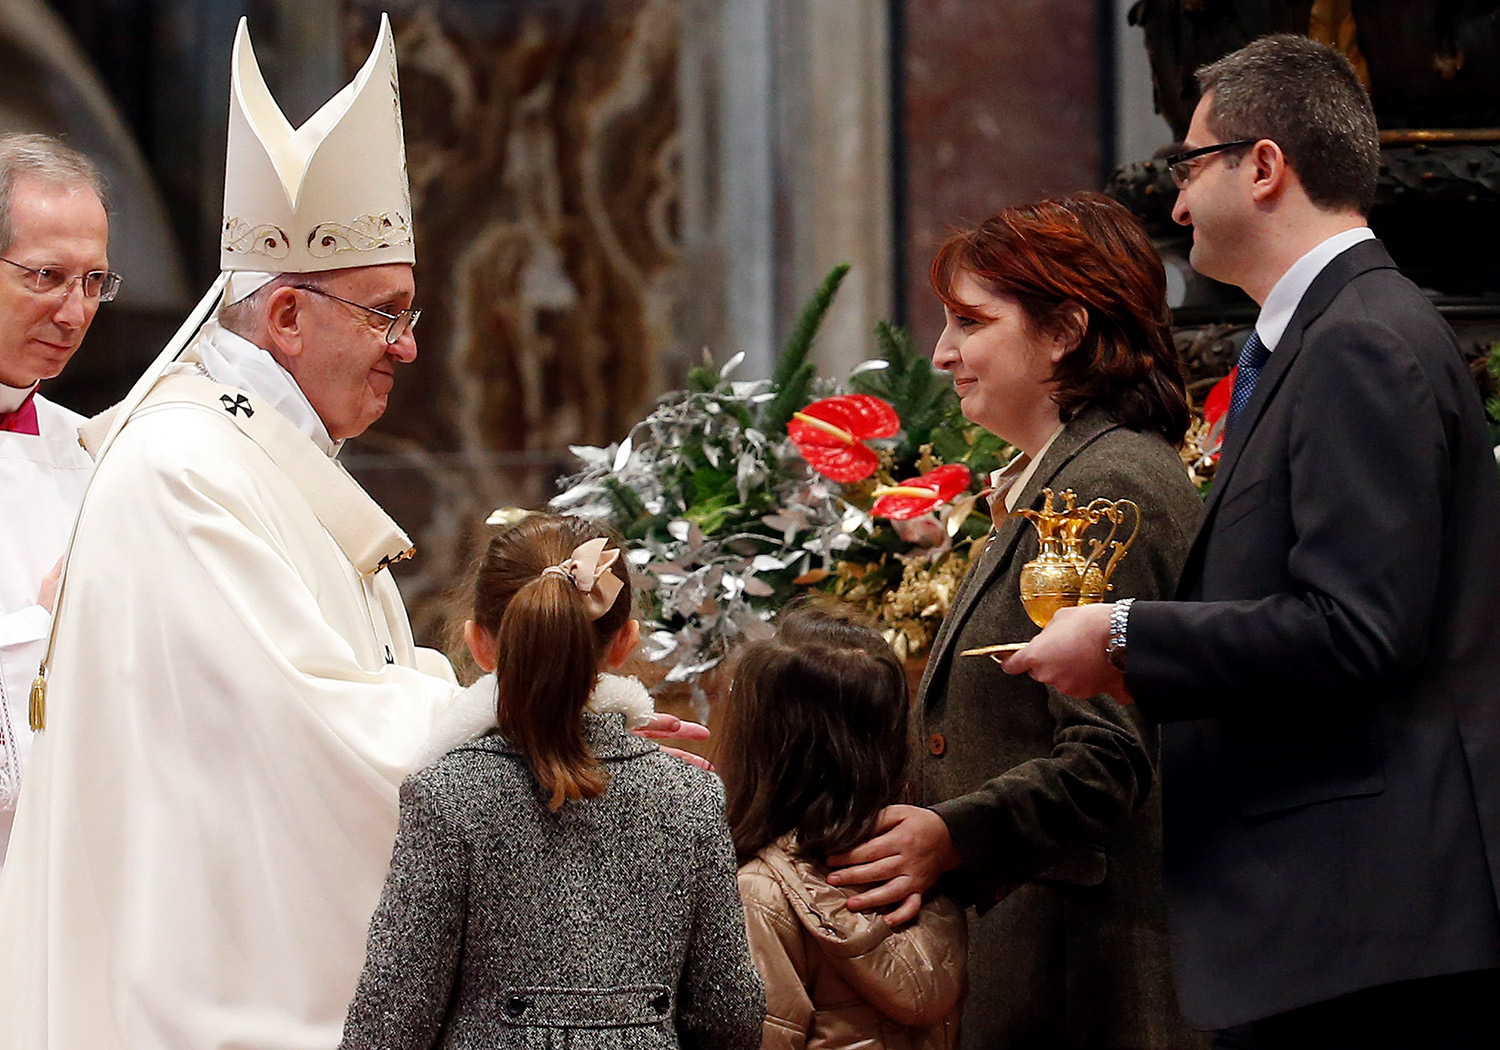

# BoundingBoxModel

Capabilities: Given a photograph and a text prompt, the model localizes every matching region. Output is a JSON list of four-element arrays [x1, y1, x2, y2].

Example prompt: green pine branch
[[761, 362, 817, 436], [763, 263, 850, 432], [602, 477, 652, 539], [686, 347, 723, 393], [852, 320, 954, 466]]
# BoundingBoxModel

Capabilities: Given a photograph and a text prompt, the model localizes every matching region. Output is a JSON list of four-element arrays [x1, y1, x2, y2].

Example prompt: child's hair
[[717, 602, 911, 864], [471, 513, 633, 809]]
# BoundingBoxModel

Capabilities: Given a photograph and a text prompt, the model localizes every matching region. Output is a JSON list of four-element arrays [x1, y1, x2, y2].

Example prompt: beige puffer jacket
[[738, 835, 967, 1050]]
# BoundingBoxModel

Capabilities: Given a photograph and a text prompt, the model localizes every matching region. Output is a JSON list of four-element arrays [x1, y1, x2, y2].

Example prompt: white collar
[[1255, 227, 1376, 352], [196, 322, 342, 457], [0, 379, 38, 415], [407, 671, 655, 772], [587, 673, 656, 728], [989, 423, 1067, 514]]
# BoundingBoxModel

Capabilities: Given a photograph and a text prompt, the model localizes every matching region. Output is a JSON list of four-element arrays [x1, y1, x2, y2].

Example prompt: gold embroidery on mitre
[[306, 212, 413, 258], [222, 218, 291, 259]]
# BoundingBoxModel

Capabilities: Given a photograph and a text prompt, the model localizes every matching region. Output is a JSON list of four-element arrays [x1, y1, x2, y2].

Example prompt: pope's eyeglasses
[[292, 284, 421, 344]]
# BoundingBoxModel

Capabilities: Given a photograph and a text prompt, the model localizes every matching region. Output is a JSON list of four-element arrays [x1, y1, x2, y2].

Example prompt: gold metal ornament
[[29, 671, 45, 732], [960, 487, 1142, 661]]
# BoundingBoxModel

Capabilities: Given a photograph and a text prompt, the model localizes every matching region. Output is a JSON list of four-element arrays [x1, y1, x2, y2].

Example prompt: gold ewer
[[1013, 488, 1095, 628], [962, 487, 1141, 659]]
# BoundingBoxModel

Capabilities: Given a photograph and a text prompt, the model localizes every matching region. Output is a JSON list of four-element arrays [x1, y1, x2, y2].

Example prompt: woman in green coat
[[830, 193, 1207, 1050]]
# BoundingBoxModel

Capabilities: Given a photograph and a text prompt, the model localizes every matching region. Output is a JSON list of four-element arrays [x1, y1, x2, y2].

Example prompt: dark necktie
[[1226, 331, 1270, 433]]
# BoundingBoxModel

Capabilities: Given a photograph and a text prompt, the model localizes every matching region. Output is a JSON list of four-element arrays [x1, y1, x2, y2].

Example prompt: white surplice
[[0, 391, 91, 871], [0, 325, 494, 1050]]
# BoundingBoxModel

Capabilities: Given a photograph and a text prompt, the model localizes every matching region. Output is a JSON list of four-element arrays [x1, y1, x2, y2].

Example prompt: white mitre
[[221, 12, 414, 303], [77, 12, 418, 467]]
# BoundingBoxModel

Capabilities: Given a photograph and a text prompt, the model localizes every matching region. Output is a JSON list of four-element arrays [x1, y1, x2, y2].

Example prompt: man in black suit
[[1009, 34, 1500, 1049]]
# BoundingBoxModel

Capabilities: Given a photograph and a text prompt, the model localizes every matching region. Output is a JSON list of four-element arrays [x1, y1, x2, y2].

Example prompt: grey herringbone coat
[[340, 714, 765, 1050]]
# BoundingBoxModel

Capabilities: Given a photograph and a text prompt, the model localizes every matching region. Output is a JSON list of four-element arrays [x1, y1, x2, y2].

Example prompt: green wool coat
[[918, 407, 1208, 1050]]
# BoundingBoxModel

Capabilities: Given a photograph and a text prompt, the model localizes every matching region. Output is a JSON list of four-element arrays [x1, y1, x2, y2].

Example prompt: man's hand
[[38, 557, 63, 614], [632, 712, 714, 771], [1001, 603, 1133, 703], [826, 805, 961, 926]]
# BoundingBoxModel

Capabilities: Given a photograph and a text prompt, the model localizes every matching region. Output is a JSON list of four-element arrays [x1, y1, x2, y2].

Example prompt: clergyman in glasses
[[0, 132, 116, 874]]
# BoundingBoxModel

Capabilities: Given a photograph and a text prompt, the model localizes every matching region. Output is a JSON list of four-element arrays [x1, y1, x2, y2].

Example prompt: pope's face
[[285, 264, 417, 440], [0, 178, 110, 388]]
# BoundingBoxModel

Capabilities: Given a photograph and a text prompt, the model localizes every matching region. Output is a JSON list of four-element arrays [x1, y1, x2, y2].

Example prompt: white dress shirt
[[1255, 227, 1376, 352]]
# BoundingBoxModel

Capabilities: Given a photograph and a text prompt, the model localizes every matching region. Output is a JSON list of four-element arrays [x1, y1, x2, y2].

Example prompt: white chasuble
[[0, 395, 91, 870], [0, 362, 479, 1050]]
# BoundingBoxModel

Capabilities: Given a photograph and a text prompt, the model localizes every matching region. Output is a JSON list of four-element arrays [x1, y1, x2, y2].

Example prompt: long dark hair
[[930, 191, 1190, 445], [716, 603, 910, 864], [470, 514, 632, 810]]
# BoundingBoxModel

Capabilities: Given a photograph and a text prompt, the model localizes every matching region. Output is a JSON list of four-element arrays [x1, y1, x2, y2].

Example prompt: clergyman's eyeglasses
[[0, 257, 122, 301]]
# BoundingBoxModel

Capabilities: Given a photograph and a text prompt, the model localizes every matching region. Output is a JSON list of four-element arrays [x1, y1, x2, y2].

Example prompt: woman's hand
[[826, 805, 961, 926], [632, 713, 714, 771]]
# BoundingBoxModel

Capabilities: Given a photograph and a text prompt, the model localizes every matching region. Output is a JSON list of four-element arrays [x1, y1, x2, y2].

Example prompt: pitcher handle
[[1079, 500, 1116, 577], [1101, 499, 1142, 585]]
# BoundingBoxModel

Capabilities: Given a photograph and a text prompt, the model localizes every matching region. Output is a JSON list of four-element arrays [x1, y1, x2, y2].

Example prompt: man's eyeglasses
[[0, 257, 122, 302], [292, 284, 421, 344], [1165, 139, 1257, 189]]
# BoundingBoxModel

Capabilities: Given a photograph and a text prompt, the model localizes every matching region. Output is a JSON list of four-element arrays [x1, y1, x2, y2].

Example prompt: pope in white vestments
[[0, 17, 494, 1049], [0, 389, 89, 866]]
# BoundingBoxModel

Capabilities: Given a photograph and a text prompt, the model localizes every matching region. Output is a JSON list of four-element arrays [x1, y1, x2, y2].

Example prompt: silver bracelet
[[1106, 598, 1135, 671]]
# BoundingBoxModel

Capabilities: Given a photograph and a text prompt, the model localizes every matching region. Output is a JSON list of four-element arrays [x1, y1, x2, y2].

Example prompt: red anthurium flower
[[788, 395, 900, 482], [1201, 368, 1236, 461], [871, 463, 972, 520]]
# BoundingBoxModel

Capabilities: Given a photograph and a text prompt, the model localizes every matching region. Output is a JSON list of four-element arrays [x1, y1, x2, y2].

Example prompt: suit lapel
[[1195, 239, 1399, 530], [921, 409, 1123, 701]]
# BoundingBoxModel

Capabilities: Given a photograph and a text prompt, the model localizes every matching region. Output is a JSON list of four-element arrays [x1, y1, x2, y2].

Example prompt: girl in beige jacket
[[719, 606, 967, 1050]]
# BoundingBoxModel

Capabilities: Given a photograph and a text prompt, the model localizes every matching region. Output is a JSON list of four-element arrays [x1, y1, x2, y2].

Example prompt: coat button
[[504, 996, 530, 1017], [650, 991, 671, 1014], [928, 733, 946, 756]]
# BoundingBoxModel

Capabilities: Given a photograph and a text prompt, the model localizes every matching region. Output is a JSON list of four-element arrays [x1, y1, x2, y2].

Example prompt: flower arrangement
[[1180, 366, 1234, 491], [550, 265, 1012, 693], [1484, 341, 1500, 455]]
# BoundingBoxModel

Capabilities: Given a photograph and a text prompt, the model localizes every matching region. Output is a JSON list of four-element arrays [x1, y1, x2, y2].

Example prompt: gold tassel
[[28, 672, 45, 732]]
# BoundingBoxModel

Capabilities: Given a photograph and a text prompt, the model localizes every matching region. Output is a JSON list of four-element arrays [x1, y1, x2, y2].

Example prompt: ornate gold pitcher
[[1011, 488, 1094, 628], [960, 487, 1146, 659], [1011, 488, 1141, 628], [1078, 496, 1140, 604]]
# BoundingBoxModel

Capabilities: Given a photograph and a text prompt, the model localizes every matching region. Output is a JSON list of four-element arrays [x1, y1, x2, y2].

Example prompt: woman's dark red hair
[[930, 192, 1189, 444]]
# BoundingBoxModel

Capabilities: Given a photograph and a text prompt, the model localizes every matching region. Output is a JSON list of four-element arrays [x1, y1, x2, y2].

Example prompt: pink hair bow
[[541, 537, 624, 620]]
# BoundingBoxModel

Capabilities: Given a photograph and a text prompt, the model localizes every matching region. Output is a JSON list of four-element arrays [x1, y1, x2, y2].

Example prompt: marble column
[[900, 0, 1105, 349], [774, 0, 895, 380], [345, 0, 687, 643], [678, 0, 896, 382]]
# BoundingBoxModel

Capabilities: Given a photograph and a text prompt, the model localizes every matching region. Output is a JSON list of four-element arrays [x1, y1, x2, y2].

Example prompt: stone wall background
[[343, 0, 687, 642]]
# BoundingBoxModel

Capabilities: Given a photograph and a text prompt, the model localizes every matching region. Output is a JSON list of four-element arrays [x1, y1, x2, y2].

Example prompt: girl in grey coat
[[341, 514, 765, 1050]]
